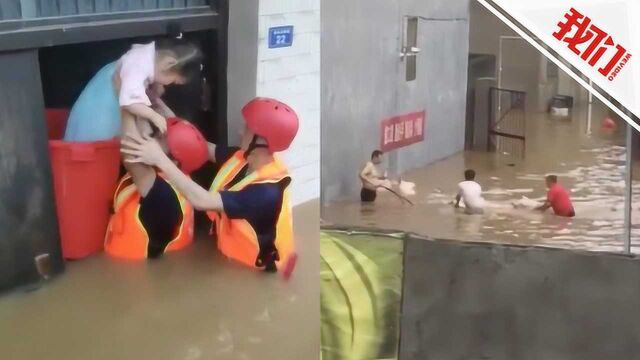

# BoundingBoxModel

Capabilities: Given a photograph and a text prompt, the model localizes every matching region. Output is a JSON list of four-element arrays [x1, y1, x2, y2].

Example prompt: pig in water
[[398, 180, 416, 197], [512, 196, 541, 209]]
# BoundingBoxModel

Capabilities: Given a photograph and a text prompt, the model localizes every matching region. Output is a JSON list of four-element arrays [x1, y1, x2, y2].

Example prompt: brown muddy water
[[323, 105, 640, 254], [0, 201, 320, 360]]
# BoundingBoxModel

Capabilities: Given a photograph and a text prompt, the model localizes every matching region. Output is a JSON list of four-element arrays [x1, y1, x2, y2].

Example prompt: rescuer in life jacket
[[121, 98, 299, 273], [105, 117, 209, 260]]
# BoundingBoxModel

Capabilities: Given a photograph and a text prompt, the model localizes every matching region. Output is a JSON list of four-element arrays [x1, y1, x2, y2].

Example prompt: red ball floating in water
[[601, 117, 617, 131]]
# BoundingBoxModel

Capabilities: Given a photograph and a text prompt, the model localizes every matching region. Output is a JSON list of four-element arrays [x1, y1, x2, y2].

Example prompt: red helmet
[[242, 97, 299, 152], [166, 118, 208, 175]]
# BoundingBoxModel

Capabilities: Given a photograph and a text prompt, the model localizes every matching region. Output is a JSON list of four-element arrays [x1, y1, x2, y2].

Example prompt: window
[[405, 17, 418, 81]]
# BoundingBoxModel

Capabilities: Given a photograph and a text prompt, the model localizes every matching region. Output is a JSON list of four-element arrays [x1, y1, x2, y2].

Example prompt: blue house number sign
[[268, 26, 294, 48]]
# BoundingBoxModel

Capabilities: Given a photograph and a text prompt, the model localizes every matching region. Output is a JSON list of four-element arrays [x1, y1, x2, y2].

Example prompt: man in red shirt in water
[[536, 175, 575, 217]]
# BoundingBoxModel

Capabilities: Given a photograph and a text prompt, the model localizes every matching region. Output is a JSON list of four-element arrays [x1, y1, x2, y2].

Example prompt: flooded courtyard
[[323, 105, 640, 254]]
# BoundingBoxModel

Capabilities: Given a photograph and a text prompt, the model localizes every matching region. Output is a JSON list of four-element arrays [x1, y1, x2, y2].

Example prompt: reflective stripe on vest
[[104, 174, 194, 260], [207, 150, 294, 269], [209, 151, 247, 193]]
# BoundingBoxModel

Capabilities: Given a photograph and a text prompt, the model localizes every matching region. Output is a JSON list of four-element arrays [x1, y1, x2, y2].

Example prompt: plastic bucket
[[46, 109, 120, 259]]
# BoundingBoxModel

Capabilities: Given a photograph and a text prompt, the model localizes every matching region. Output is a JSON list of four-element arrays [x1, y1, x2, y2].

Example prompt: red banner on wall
[[380, 110, 426, 152]]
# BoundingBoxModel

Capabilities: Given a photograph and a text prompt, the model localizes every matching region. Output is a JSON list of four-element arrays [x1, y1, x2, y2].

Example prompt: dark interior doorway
[[465, 54, 496, 150], [38, 30, 221, 142], [38, 30, 226, 231]]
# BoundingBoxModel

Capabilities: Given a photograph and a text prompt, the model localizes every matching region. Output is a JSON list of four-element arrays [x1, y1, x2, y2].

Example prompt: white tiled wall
[[256, 0, 321, 206]]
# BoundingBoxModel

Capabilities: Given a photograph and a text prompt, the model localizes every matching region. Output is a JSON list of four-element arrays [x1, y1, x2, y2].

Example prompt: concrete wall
[[226, 0, 320, 206], [468, 0, 515, 56], [0, 50, 64, 292], [400, 237, 640, 360], [256, 0, 321, 206], [321, 0, 470, 203], [226, 0, 259, 140]]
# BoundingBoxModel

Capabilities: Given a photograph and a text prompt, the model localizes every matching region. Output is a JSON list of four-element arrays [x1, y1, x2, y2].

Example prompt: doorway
[[38, 30, 222, 143], [465, 53, 496, 150]]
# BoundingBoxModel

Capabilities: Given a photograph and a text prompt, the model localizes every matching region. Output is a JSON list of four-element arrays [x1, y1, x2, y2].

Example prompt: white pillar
[[537, 54, 548, 112], [586, 80, 593, 135], [624, 123, 633, 254]]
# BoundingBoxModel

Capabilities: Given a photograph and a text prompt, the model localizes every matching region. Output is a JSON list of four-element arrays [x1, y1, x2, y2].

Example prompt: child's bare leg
[[121, 110, 155, 196], [135, 116, 154, 138], [122, 110, 154, 139], [121, 110, 141, 140]]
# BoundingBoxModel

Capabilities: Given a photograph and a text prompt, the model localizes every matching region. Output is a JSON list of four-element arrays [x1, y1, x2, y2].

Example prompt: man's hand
[[121, 133, 169, 168], [369, 178, 382, 188], [536, 201, 551, 212], [123, 134, 225, 212]]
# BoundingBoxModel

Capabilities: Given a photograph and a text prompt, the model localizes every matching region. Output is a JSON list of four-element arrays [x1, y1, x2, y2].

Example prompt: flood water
[[0, 201, 320, 360], [323, 104, 640, 254]]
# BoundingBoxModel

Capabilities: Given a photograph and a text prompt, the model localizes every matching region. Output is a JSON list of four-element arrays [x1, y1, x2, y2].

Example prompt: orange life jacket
[[207, 150, 294, 270], [104, 174, 194, 259]]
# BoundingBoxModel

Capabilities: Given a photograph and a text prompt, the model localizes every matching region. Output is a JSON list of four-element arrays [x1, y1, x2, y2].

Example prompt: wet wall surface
[[321, 0, 470, 202], [400, 236, 640, 360], [0, 50, 64, 292], [0, 201, 319, 360]]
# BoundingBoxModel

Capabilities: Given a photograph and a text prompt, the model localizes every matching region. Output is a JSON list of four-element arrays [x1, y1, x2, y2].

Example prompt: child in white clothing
[[64, 38, 203, 142]]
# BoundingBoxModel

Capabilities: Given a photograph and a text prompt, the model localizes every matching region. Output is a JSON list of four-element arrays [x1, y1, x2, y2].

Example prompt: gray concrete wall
[[394, 0, 470, 176], [321, 0, 470, 203], [0, 50, 64, 292], [468, 0, 515, 56], [226, 0, 259, 144], [400, 237, 640, 360]]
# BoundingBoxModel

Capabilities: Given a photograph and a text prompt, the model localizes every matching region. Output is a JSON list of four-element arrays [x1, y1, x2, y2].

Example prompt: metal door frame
[[488, 87, 527, 158]]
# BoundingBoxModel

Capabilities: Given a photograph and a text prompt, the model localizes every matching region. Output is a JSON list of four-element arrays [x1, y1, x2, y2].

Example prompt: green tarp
[[320, 230, 404, 360]]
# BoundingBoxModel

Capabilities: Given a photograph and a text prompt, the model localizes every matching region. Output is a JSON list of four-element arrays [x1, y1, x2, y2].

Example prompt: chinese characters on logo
[[380, 112, 425, 151], [553, 8, 632, 81], [414, 116, 423, 137], [383, 124, 394, 146]]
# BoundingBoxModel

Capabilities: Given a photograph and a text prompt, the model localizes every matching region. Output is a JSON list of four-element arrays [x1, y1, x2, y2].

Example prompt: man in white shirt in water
[[454, 169, 485, 214]]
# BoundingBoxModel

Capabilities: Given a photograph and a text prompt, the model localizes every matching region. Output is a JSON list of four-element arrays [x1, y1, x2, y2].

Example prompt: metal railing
[[488, 87, 526, 158]]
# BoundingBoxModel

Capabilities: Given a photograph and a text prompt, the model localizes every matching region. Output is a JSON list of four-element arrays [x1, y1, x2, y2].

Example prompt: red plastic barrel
[[46, 109, 121, 259], [45, 109, 70, 140]]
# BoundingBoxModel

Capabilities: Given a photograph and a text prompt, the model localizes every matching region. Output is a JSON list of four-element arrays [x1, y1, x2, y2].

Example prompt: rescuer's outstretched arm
[[154, 155, 224, 211], [121, 134, 225, 212]]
